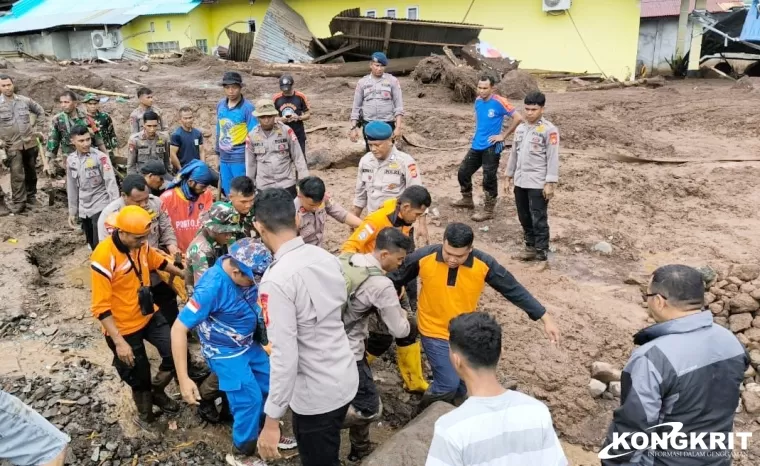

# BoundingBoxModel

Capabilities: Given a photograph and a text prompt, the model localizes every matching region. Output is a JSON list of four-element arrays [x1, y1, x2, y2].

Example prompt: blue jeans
[[0, 389, 70, 464], [207, 344, 270, 450], [421, 336, 466, 396], [219, 160, 246, 197]]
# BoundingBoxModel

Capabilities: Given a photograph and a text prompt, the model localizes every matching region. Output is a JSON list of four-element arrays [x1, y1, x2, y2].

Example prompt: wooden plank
[[340, 34, 466, 48], [442, 46, 462, 66], [383, 21, 392, 54], [65, 85, 130, 98], [337, 16, 503, 30], [312, 43, 358, 64], [312, 35, 329, 54], [111, 75, 146, 86]]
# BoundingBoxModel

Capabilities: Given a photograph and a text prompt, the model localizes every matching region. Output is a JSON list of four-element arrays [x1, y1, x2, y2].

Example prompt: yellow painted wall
[[122, 4, 212, 52], [121, 0, 640, 79], [208, 0, 269, 47], [286, 0, 641, 79]]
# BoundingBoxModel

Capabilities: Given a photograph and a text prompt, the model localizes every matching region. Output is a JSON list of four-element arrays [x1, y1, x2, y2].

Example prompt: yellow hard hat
[[114, 205, 152, 235]]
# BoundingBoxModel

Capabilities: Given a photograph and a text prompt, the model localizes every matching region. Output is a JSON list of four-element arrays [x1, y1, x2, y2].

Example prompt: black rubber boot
[[132, 389, 156, 431], [415, 390, 457, 416], [151, 370, 180, 414], [219, 393, 234, 424], [348, 423, 374, 463], [198, 399, 221, 424]]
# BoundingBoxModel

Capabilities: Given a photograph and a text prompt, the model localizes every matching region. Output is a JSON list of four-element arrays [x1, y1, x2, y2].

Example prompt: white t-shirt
[[426, 390, 568, 466]]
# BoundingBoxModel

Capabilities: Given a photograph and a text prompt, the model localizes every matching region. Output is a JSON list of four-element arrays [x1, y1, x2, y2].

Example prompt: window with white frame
[[386, 8, 396, 18], [149, 21, 155, 32], [147, 41, 180, 54], [366, 9, 376, 18], [407, 6, 419, 19], [166, 20, 171, 31], [196, 39, 208, 53]]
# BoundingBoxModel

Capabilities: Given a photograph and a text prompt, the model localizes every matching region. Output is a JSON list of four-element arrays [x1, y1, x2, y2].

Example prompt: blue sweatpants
[[207, 344, 270, 449], [421, 336, 467, 397], [219, 161, 246, 197]]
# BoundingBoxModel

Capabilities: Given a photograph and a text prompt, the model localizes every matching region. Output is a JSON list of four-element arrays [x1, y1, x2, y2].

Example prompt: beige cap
[[253, 99, 279, 117]]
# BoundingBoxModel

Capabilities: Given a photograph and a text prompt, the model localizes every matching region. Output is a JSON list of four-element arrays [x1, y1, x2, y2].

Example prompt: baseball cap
[[82, 93, 100, 103], [229, 238, 273, 280], [279, 74, 294, 91]]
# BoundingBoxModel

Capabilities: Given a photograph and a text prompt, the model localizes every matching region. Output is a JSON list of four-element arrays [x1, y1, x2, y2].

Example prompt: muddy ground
[[1, 56, 760, 465]]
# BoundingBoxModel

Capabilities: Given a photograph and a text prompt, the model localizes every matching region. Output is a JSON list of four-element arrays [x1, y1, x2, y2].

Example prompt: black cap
[[279, 74, 294, 90], [220, 71, 243, 86], [140, 160, 167, 176]]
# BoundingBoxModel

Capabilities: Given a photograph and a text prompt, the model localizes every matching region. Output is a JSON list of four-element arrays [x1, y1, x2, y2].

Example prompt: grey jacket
[[342, 253, 410, 361], [602, 311, 748, 465], [260, 237, 358, 418], [66, 149, 119, 218]]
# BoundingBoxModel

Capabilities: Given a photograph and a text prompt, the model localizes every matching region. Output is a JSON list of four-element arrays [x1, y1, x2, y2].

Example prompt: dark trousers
[[81, 211, 102, 250], [361, 120, 396, 152], [292, 403, 349, 466], [295, 132, 306, 155], [105, 313, 174, 392], [8, 147, 38, 205], [352, 359, 379, 416], [151, 280, 179, 325], [457, 146, 501, 199], [514, 186, 550, 252]]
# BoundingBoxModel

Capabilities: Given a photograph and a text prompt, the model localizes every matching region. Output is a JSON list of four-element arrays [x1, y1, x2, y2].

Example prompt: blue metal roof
[[0, 0, 201, 35]]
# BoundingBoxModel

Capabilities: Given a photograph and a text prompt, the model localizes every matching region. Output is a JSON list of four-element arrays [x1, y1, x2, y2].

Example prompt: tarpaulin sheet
[[740, 0, 760, 41]]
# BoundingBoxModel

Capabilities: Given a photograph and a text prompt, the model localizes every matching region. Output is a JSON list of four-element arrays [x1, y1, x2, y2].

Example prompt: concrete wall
[[0, 31, 58, 57], [637, 17, 693, 74], [0, 28, 125, 61], [68, 30, 97, 60]]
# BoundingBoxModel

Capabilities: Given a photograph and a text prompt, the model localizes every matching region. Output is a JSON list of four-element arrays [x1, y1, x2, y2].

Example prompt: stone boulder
[[732, 264, 760, 282], [363, 401, 455, 466], [589, 379, 607, 398], [742, 383, 760, 414], [591, 361, 622, 383], [730, 314, 753, 333], [729, 294, 759, 314]]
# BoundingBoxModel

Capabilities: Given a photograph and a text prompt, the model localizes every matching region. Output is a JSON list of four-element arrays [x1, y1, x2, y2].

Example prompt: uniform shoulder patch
[[549, 132, 558, 145], [187, 298, 201, 313], [259, 293, 270, 326], [408, 163, 418, 178]]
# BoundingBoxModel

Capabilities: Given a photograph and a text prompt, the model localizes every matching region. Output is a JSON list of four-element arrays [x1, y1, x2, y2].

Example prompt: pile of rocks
[[1, 358, 225, 465], [588, 361, 622, 399], [702, 264, 760, 416]]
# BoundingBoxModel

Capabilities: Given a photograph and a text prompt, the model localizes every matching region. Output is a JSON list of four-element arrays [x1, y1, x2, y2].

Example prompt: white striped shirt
[[426, 390, 568, 466]]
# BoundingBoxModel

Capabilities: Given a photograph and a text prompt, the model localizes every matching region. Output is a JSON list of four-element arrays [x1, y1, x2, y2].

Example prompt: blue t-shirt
[[178, 262, 262, 360], [170, 127, 204, 167], [472, 95, 515, 151], [216, 98, 257, 164]]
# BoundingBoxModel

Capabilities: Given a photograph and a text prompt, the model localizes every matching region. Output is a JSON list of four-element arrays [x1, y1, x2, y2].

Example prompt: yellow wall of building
[[286, 0, 641, 78], [121, 0, 640, 79], [121, 4, 212, 52], [208, 0, 269, 48]]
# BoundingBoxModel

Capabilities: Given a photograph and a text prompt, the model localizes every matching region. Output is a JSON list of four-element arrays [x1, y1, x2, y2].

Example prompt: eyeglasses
[[645, 293, 667, 300]]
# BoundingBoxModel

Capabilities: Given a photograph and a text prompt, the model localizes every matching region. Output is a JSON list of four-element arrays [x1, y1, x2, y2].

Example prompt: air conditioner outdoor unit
[[543, 0, 571, 12], [91, 31, 115, 49]]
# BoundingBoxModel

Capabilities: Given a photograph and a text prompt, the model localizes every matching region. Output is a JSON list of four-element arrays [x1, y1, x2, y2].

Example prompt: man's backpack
[[338, 252, 384, 314]]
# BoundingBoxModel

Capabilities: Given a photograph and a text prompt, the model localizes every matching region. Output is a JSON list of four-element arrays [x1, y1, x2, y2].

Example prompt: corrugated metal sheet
[[0, 0, 200, 35], [251, 0, 313, 63], [226, 28, 254, 62], [325, 8, 484, 60], [122, 47, 148, 61], [641, 0, 745, 18]]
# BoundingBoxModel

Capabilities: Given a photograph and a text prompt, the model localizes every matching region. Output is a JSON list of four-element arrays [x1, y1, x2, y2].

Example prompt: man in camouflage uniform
[[44, 90, 106, 177], [0, 73, 46, 215], [227, 175, 256, 240], [184, 201, 243, 424], [186, 202, 243, 291], [82, 93, 118, 159]]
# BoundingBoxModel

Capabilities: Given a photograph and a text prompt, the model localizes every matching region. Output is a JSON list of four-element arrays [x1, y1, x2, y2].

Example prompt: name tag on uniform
[[194, 139, 199, 146]]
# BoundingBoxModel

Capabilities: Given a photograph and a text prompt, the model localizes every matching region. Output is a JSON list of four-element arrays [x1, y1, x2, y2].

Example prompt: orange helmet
[[114, 205, 152, 235]]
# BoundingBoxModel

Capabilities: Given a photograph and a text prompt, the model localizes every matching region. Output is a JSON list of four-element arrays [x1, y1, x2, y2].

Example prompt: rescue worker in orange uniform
[[90, 206, 186, 430], [341, 185, 432, 393]]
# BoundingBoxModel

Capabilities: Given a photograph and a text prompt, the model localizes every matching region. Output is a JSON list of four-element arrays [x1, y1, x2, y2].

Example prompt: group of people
[[0, 52, 751, 466]]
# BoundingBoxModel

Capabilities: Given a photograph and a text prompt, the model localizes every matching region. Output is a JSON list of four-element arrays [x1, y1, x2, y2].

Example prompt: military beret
[[364, 121, 393, 141], [371, 52, 388, 66]]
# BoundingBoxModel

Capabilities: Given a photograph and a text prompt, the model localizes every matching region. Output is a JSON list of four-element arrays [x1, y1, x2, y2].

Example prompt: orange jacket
[[341, 198, 412, 254], [91, 235, 169, 336], [159, 187, 214, 253]]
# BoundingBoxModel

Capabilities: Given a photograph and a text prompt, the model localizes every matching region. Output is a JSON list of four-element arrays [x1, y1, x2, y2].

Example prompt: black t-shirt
[[273, 91, 310, 139]]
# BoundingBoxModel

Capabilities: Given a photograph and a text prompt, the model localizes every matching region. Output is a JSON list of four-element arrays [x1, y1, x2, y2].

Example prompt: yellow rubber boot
[[366, 353, 377, 365], [396, 342, 429, 393]]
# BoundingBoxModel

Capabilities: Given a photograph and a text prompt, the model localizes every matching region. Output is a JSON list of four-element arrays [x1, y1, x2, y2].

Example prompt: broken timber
[[566, 76, 666, 92], [249, 56, 425, 78], [65, 85, 130, 98], [312, 43, 359, 64]]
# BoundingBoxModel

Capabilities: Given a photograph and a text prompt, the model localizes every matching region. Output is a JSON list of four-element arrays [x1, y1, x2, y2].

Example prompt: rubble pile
[[587, 361, 622, 400], [412, 55, 539, 103], [1, 358, 225, 465]]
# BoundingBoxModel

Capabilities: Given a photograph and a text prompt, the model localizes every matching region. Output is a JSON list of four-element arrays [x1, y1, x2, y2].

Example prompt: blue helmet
[[229, 238, 273, 280]]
